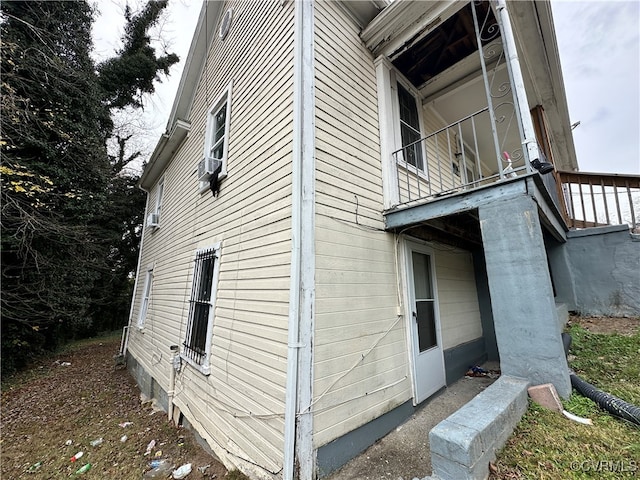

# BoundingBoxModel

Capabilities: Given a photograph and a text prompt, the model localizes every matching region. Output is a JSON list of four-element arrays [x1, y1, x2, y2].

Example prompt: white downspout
[[495, 0, 540, 171], [167, 345, 179, 422], [284, 0, 315, 479]]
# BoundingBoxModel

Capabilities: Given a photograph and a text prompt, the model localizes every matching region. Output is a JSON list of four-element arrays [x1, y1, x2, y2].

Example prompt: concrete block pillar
[[478, 195, 571, 398]]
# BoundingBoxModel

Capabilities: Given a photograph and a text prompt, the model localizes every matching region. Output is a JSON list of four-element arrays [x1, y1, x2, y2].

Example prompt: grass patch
[[491, 322, 640, 479]]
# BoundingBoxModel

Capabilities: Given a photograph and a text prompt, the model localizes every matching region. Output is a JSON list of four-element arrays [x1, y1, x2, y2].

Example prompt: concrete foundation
[[316, 400, 415, 477], [478, 195, 570, 398], [443, 338, 487, 385], [126, 352, 169, 412]]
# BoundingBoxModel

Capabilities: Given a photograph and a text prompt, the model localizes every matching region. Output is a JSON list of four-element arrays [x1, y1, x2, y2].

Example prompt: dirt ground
[[568, 314, 639, 336], [0, 335, 229, 479]]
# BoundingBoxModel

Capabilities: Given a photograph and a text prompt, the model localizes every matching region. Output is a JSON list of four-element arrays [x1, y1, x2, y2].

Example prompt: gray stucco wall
[[564, 225, 640, 316], [546, 235, 577, 312]]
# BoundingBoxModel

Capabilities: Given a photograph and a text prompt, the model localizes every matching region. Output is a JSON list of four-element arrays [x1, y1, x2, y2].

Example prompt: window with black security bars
[[184, 248, 217, 365]]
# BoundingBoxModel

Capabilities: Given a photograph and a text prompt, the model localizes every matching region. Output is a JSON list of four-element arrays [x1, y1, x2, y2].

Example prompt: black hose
[[563, 332, 640, 426], [569, 374, 640, 426]]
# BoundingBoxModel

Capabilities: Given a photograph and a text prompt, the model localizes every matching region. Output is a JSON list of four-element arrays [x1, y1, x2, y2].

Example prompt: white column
[[496, 0, 540, 170], [375, 56, 400, 209]]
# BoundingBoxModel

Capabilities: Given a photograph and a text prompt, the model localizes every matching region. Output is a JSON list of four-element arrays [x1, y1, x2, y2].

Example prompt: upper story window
[[182, 243, 222, 374], [199, 82, 233, 193], [138, 266, 153, 328], [146, 178, 164, 229], [208, 103, 227, 161], [397, 83, 424, 171]]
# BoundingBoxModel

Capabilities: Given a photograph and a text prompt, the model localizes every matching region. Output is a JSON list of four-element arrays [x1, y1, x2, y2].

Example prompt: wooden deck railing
[[555, 171, 640, 232]]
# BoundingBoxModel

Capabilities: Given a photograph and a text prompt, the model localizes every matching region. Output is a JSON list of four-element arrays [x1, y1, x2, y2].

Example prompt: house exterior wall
[[311, 2, 485, 452], [128, 1, 295, 477], [311, 1, 411, 449], [435, 246, 484, 350], [129, 1, 490, 476]]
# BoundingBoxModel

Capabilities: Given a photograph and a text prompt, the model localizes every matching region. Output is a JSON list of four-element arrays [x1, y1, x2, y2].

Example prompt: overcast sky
[[93, 0, 640, 175]]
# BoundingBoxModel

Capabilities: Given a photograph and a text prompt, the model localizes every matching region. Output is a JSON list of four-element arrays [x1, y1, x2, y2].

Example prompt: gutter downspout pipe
[[495, 0, 540, 172], [167, 345, 180, 422], [284, 0, 316, 479]]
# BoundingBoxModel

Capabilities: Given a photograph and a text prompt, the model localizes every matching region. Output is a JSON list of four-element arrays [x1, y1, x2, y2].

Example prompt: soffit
[[340, 0, 389, 29], [361, 0, 462, 60], [392, 2, 495, 90]]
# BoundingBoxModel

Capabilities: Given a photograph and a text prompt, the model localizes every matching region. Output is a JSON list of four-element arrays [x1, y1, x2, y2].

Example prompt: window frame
[[200, 82, 233, 193], [393, 77, 429, 180], [181, 242, 222, 375], [155, 177, 164, 224], [138, 266, 154, 329]]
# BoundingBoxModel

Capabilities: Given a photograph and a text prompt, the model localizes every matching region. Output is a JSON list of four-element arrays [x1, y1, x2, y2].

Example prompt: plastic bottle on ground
[[27, 462, 43, 472], [143, 459, 174, 479], [144, 439, 156, 455], [70, 451, 84, 462], [172, 463, 192, 479], [75, 464, 92, 474], [90, 437, 103, 447]]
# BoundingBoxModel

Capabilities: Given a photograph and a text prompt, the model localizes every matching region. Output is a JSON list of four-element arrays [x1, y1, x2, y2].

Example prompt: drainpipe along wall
[[284, 0, 316, 479]]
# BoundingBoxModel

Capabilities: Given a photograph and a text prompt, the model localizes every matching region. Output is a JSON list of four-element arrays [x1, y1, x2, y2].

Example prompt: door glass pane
[[412, 252, 437, 352], [416, 300, 437, 351], [412, 252, 433, 299]]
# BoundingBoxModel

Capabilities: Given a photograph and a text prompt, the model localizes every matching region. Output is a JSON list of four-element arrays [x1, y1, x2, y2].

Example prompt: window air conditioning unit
[[198, 157, 222, 181], [146, 213, 160, 228]]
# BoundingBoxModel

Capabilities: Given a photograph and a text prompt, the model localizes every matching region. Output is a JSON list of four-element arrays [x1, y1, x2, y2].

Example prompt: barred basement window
[[183, 243, 221, 373]]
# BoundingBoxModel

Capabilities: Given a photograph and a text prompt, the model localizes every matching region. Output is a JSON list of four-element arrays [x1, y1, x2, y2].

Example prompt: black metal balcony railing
[[391, 107, 529, 206]]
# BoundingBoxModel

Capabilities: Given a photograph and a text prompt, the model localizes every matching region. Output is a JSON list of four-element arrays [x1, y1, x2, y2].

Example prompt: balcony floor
[[385, 173, 568, 245]]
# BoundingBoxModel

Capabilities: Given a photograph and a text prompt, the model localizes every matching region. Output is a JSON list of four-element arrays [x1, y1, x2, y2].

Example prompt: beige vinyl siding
[[434, 247, 483, 350], [312, 2, 411, 449], [128, 1, 294, 477]]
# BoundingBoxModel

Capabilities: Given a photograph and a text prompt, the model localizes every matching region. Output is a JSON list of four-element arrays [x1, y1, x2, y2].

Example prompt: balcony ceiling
[[391, 2, 495, 90]]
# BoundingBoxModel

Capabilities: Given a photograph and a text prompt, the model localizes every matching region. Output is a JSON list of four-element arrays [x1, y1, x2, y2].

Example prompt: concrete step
[[429, 376, 530, 480]]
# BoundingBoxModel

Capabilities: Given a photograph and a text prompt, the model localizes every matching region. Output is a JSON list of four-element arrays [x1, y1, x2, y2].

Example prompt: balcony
[[556, 171, 640, 233], [385, 108, 640, 237], [391, 106, 533, 207]]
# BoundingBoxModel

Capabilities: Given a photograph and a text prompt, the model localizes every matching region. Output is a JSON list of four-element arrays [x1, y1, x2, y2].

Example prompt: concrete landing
[[324, 368, 499, 480]]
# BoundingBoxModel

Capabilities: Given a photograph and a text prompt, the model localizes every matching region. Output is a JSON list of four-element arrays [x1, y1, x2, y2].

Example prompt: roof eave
[[139, 119, 191, 191], [140, 1, 221, 189]]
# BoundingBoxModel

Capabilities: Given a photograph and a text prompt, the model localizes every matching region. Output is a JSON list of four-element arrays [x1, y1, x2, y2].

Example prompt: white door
[[407, 243, 445, 403]]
